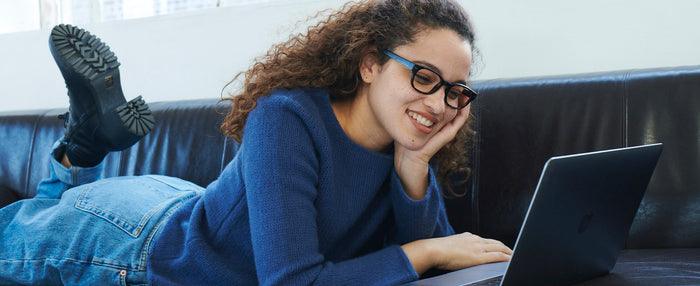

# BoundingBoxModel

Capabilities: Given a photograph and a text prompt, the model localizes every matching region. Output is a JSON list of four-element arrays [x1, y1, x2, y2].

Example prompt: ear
[[358, 48, 382, 84]]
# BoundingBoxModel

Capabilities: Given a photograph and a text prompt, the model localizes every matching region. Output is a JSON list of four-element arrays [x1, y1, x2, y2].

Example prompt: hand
[[393, 107, 471, 199], [429, 232, 512, 271]]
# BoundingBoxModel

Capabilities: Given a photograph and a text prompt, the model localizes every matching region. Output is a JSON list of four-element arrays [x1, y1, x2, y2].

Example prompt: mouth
[[407, 110, 436, 134]]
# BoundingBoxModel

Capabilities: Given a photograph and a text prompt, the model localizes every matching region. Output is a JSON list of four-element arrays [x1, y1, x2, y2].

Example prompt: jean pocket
[[74, 176, 194, 238], [143, 175, 204, 193]]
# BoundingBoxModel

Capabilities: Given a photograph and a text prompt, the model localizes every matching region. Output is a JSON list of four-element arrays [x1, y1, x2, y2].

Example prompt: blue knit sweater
[[147, 88, 455, 285]]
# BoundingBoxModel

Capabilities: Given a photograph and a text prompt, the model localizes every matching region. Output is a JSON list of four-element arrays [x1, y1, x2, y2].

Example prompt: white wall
[[1, 0, 699, 112], [0, 0, 346, 112], [465, 0, 700, 79]]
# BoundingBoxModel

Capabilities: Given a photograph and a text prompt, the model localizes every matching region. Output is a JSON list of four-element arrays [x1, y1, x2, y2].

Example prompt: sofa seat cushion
[[576, 248, 700, 285]]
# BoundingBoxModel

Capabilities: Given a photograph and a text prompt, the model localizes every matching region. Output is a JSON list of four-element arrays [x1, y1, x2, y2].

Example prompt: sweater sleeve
[[388, 167, 456, 245], [242, 96, 418, 286]]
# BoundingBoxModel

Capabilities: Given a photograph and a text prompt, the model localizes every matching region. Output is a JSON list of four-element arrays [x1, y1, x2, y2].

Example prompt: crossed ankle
[[61, 154, 73, 168], [64, 143, 107, 168]]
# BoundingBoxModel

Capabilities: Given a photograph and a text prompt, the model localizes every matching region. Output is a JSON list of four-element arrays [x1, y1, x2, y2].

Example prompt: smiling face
[[362, 27, 473, 150]]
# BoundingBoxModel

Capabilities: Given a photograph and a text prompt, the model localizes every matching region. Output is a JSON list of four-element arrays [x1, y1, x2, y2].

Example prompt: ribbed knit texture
[[147, 88, 455, 285]]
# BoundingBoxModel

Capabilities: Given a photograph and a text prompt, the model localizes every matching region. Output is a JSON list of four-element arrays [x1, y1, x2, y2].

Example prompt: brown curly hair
[[221, 0, 477, 198]]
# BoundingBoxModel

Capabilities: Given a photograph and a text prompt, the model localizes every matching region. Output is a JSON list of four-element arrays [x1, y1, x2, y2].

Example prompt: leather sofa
[[1, 66, 698, 285]]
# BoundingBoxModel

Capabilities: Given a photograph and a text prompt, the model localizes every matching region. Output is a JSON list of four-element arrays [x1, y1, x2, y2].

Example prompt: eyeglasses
[[382, 49, 477, 110]]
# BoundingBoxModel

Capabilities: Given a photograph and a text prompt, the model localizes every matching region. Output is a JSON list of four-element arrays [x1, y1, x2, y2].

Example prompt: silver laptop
[[404, 143, 663, 286]]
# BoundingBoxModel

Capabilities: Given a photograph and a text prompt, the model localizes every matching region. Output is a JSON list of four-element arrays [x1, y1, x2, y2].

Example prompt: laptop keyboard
[[472, 275, 503, 286]]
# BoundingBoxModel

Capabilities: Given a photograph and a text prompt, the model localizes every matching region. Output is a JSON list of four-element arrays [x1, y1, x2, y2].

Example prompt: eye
[[414, 69, 439, 85], [447, 89, 461, 100], [414, 73, 432, 85]]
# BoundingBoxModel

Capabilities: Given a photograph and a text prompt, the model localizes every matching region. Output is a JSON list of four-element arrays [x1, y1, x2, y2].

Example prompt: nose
[[422, 87, 447, 116]]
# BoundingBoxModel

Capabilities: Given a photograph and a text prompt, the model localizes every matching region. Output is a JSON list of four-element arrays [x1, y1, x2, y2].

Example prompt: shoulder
[[244, 88, 331, 142], [247, 88, 328, 128], [255, 88, 325, 113]]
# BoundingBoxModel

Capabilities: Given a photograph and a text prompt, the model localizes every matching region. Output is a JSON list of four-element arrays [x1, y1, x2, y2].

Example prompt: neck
[[331, 87, 392, 152]]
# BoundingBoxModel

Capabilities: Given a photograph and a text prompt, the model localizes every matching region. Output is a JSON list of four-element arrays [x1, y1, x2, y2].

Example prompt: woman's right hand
[[402, 232, 513, 274], [429, 232, 513, 271]]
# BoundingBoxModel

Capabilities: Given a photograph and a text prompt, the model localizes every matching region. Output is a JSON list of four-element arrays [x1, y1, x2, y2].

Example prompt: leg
[[0, 25, 163, 284], [50, 24, 154, 168], [33, 23, 155, 197], [1, 175, 203, 285], [34, 140, 106, 199]]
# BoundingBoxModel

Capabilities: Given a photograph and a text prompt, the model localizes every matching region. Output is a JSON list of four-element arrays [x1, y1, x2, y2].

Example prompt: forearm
[[400, 239, 435, 276]]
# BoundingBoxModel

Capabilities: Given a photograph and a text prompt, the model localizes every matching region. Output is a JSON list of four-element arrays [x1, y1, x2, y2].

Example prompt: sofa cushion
[[2, 66, 699, 250], [452, 66, 700, 249], [0, 98, 238, 200], [624, 68, 700, 248], [0, 110, 45, 198], [575, 248, 700, 285]]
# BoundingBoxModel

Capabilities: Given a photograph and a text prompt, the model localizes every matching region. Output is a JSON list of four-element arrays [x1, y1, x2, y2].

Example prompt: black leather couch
[[1, 66, 699, 285]]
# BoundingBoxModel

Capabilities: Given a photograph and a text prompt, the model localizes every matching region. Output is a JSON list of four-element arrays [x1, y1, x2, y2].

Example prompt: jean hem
[[49, 140, 105, 187]]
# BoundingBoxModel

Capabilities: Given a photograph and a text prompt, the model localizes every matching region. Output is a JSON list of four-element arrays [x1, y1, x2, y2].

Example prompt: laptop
[[404, 143, 663, 286]]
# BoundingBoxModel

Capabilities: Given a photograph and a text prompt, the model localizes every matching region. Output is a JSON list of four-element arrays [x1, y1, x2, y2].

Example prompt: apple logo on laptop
[[578, 212, 594, 234]]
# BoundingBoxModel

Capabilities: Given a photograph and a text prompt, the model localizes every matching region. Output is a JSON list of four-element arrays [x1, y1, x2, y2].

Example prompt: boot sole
[[49, 24, 155, 151]]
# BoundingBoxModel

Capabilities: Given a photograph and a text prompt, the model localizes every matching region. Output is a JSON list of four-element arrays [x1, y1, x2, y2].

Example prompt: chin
[[394, 135, 428, 151]]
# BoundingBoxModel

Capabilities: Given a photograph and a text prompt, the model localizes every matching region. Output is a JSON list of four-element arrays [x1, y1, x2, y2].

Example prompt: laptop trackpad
[[403, 262, 509, 286]]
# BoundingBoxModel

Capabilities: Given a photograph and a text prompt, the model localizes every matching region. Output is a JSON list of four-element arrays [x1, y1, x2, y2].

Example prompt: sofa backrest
[[1, 66, 699, 249], [0, 99, 238, 199], [451, 65, 700, 249]]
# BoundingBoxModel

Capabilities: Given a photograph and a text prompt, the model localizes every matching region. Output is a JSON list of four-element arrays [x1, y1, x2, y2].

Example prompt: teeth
[[408, 111, 434, 127]]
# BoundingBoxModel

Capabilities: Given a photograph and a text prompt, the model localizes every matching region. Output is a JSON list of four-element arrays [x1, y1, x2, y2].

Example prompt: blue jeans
[[0, 141, 204, 285]]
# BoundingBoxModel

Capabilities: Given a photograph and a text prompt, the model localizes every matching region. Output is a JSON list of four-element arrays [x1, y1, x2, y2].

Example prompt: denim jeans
[[0, 141, 204, 285]]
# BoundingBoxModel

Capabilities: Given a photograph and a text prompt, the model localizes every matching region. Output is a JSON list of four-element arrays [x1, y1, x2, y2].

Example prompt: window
[[0, 0, 290, 35]]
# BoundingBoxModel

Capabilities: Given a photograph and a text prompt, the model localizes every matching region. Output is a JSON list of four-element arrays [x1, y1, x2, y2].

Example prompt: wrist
[[395, 164, 430, 200], [401, 239, 437, 275], [395, 153, 430, 175]]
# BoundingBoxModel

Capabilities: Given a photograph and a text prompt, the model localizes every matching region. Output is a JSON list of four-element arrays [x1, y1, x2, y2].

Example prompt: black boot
[[49, 24, 155, 167]]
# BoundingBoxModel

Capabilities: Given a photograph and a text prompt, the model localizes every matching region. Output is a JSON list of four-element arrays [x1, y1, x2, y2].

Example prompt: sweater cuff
[[393, 244, 420, 281], [316, 245, 419, 285], [390, 166, 441, 206]]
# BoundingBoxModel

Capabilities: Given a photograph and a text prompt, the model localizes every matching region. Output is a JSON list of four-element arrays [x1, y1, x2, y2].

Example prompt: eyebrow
[[414, 60, 468, 85]]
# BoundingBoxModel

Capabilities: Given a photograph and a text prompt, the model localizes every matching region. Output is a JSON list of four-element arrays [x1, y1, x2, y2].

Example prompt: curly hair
[[221, 0, 477, 198]]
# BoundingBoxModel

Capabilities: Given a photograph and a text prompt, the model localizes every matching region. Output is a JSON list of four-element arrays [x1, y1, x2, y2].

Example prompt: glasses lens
[[446, 85, 476, 108], [412, 68, 441, 93]]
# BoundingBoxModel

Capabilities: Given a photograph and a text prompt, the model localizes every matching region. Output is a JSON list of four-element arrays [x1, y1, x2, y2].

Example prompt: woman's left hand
[[394, 107, 470, 199]]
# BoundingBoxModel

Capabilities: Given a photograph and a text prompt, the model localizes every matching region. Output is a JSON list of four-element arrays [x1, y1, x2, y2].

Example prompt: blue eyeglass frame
[[382, 49, 478, 109]]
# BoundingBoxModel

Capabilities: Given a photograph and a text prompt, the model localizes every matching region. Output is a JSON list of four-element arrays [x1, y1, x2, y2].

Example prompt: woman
[[0, 0, 512, 285]]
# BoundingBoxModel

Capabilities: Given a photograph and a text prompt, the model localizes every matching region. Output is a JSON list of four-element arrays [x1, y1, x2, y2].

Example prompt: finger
[[442, 107, 470, 135], [482, 243, 513, 255], [449, 106, 471, 130], [416, 108, 472, 158], [482, 239, 513, 255], [483, 239, 512, 249], [482, 238, 501, 244], [429, 108, 470, 146], [479, 252, 512, 264]]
